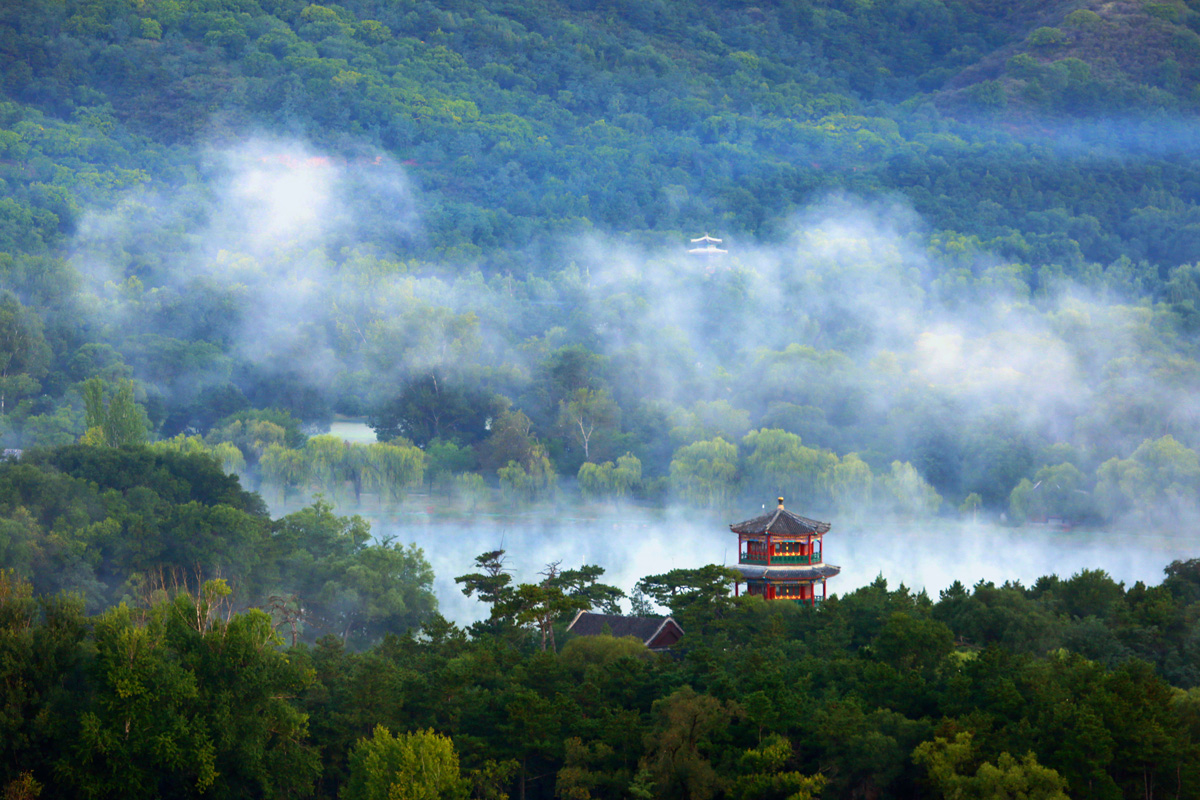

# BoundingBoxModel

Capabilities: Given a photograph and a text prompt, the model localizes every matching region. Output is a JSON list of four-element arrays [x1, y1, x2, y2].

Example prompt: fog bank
[[362, 509, 1197, 625]]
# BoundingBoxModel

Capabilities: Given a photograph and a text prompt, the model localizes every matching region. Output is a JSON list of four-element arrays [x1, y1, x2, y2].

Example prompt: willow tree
[[498, 443, 556, 505], [669, 437, 738, 508], [305, 434, 348, 501], [363, 441, 425, 506], [741, 428, 837, 508], [152, 434, 246, 476], [829, 453, 874, 516], [578, 452, 641, 502], [578, 460, 614, 501], [259, 443, 309, 506], [883, 461, 942, 517]]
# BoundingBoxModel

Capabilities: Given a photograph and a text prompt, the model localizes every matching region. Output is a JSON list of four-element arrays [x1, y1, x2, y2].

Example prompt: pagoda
[[687, 233, 727, 256], [730, 498, 840, 605]]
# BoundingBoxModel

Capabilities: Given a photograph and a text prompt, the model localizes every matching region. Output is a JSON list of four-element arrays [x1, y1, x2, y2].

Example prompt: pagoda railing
[[771, 554, 822, 565], [739, 554, 824, 566]]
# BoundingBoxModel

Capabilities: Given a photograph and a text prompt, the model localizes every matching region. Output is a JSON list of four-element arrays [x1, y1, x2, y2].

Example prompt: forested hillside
[[0, 0, 1200, 523], [6, 2, 1200, 796]]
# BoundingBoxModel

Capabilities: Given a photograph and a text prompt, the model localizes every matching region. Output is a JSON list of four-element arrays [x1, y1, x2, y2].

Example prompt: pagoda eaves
[[729, 507, 830, 537]]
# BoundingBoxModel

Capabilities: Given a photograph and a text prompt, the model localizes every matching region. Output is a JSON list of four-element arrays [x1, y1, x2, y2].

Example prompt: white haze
[[65, 135, 1200, 618], [361, 510, 1199, 624], [566, 198, 1188, 452], [71, 138, 424, 389]]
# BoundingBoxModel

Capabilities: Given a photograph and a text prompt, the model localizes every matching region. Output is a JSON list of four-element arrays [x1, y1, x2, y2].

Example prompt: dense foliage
[[5, 2, 1200, 797], [1, 447, 1198, 799], [1, 0, 1200, 521], [6, 544, 1200, 799], [0, 446, 436, 644]]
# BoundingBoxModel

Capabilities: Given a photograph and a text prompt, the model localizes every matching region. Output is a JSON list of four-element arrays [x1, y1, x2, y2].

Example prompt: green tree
[[151, 434, 246, 475], [882, 461, 942, 516], [426, 438, 476, 494], [635, 565, 740, 629], [1058, 568, 1124, 619], [829, 453, 874, 515], [730, 735, 824, 800], [556, 737, 628, 800], [344, 726, 469, 800], [1095, 436, 1200, 522], [871, 612, 954, 677], [0, 292, 50, 416], [479, 409, 540, 473], [578, 460, 615, 501], [612, 453, 642, 497], [80, 378, 150, 446], [558, 388, 620, 462], [669, 438, 738, 508], [1008, 462, 1090, 524], [369, 375, 498, 448], [323, 538, 438, 646], [451, 472, 487, 511], [668, 401, 751, 447], [495, 578, 584, 652], [1026, 26, 1067, 47], [642, 687, 734, 800], [913, 732, 1069, 800], [497, 445, 556, 505], [267, 501, 436, 646], [551, 564, 625, 615], [1008, 479, 1037, 525], [959, 492, 982, 520], [363, 441, 426, 505], [59, 583, 319, 799], [455, 550, 515, 635], [578, 453, 642, 502], [260, 443, 310, 505], [305, 434, 347, 500], [741, 429, 837, 508]]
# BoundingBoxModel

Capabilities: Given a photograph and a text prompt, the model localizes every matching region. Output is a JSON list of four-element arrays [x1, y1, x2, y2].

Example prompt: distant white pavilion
[[688, 233, 728, 256]]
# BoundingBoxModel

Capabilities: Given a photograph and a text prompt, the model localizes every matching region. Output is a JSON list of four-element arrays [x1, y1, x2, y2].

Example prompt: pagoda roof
[[734, 563, 841, 580], [730, 505, 831, 537]]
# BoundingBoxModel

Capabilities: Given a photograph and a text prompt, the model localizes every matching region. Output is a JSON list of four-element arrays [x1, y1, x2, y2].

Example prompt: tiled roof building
[[566, 611, 683, 651]]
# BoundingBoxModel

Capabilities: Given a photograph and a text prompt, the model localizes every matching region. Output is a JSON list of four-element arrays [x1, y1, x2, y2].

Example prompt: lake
[[328, 419, 377, 444], [359, 507, 1200, 624]]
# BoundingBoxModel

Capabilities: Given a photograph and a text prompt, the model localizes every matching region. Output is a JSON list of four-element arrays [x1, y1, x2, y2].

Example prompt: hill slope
[[0, 0, 1199, 520]]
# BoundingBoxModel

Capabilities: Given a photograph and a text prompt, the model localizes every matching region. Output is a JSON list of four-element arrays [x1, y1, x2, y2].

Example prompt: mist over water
[[834, 519, 1194, 601], [328, 419, 378, 444], [355, 508, 1199, 625], [67, 135, 1200, 613]]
